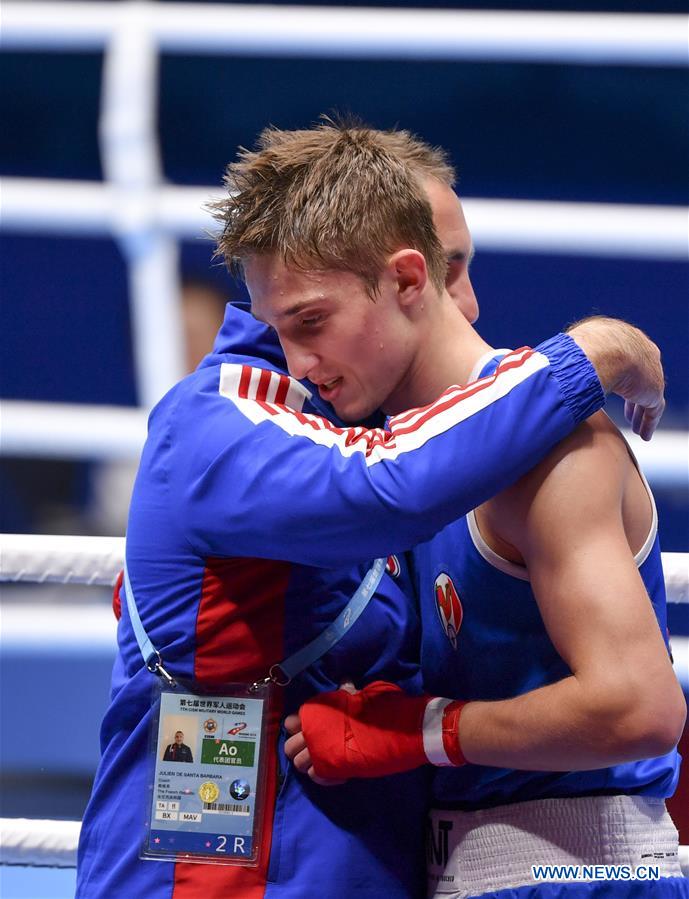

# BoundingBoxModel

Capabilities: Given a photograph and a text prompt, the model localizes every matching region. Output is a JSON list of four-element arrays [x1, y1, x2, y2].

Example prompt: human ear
[[387, 249, 428, 306]]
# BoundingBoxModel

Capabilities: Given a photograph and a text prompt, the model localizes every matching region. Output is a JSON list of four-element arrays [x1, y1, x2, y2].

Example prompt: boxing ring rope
[[3, 3, 688, 65], [0, 536, 687, 676], [0, 819, 82, 869], [5, 534, 681, 594], [1, 820, 684, 873], [2, 179, 688, 261], [0, 539, 685, 657], [1, 398, 686, 491]]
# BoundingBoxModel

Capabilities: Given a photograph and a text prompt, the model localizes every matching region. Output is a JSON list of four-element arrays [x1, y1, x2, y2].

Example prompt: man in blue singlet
[[274, 131, 687, 896]]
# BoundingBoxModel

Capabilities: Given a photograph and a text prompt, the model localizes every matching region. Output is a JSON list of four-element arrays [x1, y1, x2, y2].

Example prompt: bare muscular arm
[[459, 414, 685, 770]]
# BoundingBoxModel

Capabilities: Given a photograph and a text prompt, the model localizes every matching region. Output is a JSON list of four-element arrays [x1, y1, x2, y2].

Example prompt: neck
[[384, 293, 493, 414]]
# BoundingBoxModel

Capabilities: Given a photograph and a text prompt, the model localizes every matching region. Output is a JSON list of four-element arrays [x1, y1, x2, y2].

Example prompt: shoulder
[[525, 412, 629, 492], [481, 412, 631, 550]]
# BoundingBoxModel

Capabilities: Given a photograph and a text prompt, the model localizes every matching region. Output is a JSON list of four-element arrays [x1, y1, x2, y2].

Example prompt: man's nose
[[464, 281, 479, 324], [282, 340, 319, 381], [450, 277, 479, 325]]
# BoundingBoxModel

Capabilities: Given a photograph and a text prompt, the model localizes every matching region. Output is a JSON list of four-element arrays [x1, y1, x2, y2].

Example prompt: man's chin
[[334, 407, 360, 423], [333, 400, 377, 424]]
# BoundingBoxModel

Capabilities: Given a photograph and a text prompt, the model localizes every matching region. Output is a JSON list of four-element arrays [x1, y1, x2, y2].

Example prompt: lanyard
[[122, 557, 387, 690], [122, 562, 176, 685]]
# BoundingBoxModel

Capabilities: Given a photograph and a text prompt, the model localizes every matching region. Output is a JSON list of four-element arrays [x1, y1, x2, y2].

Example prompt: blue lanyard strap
[[272, 557, 386, 684], [123, 563, 176, 685], [123, 556, 387, 688]]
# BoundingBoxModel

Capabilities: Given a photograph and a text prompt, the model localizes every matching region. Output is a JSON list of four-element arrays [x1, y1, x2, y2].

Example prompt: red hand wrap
[[299, 681, 466, 779]]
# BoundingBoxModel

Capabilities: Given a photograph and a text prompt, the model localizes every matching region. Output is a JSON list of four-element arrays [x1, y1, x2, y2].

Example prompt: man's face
[[247, 255, 418, 422], [423, 178, 479, 324], [175, 732, 184, 745]]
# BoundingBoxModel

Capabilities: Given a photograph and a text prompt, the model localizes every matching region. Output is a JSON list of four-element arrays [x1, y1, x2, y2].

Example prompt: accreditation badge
[[142, 681, 270, 866]]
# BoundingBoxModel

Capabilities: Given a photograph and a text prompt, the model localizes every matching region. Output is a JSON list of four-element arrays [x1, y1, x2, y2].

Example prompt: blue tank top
[[413, 351, 680, 811]]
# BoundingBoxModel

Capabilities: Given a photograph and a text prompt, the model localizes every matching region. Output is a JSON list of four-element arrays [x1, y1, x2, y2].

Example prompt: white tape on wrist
[[422, 696, 453, 766]]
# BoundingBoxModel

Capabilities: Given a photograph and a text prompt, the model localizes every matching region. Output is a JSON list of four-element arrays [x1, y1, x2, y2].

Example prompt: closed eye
[[299, 314, 326, 328], [446, 249, 475, 288], [446, 257, 465, 285], [447, 249, 474, 269]]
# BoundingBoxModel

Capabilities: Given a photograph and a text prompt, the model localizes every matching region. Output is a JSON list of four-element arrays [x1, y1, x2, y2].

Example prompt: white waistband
[[428, 795, 682, 898]]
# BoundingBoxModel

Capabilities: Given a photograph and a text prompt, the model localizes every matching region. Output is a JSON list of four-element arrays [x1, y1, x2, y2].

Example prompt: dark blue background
[[1, 3, 687, 546]]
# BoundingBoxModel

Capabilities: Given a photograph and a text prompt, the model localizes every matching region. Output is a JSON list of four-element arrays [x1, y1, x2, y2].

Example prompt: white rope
[[664, 553, 689, 606], [2, 178, 687, 261], [0, 534, 686, 601], [0, 818, 81, 868], [2, 3, 687, 66], [673, 637, 689, 692], [0, 537, 684, 682], [1, 399, 686, 492], [0, 401, 149, 460], [463, 199, 689, 261], [1, 603, 117, 654], [0, 816, 686, 872], [0, 534, 125, 586], [623, 431, 689, 491]]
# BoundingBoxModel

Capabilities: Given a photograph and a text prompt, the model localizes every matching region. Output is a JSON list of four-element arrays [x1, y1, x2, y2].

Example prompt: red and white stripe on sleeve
[[219, 347, 545, 467]]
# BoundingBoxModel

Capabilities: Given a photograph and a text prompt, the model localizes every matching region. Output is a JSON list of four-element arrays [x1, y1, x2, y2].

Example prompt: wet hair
[[211, 117, 455, 296]]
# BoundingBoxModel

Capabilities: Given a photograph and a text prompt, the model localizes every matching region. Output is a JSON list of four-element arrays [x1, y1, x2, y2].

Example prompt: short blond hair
[[212, 119, 455, 295]]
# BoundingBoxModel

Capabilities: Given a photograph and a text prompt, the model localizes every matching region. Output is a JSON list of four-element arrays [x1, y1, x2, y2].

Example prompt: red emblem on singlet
[[386, 555, 401, 578], [434, 573, 463, 650]]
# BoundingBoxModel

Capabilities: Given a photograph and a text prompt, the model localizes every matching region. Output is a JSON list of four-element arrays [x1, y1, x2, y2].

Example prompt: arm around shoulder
[[169, 346, 607, 568]]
